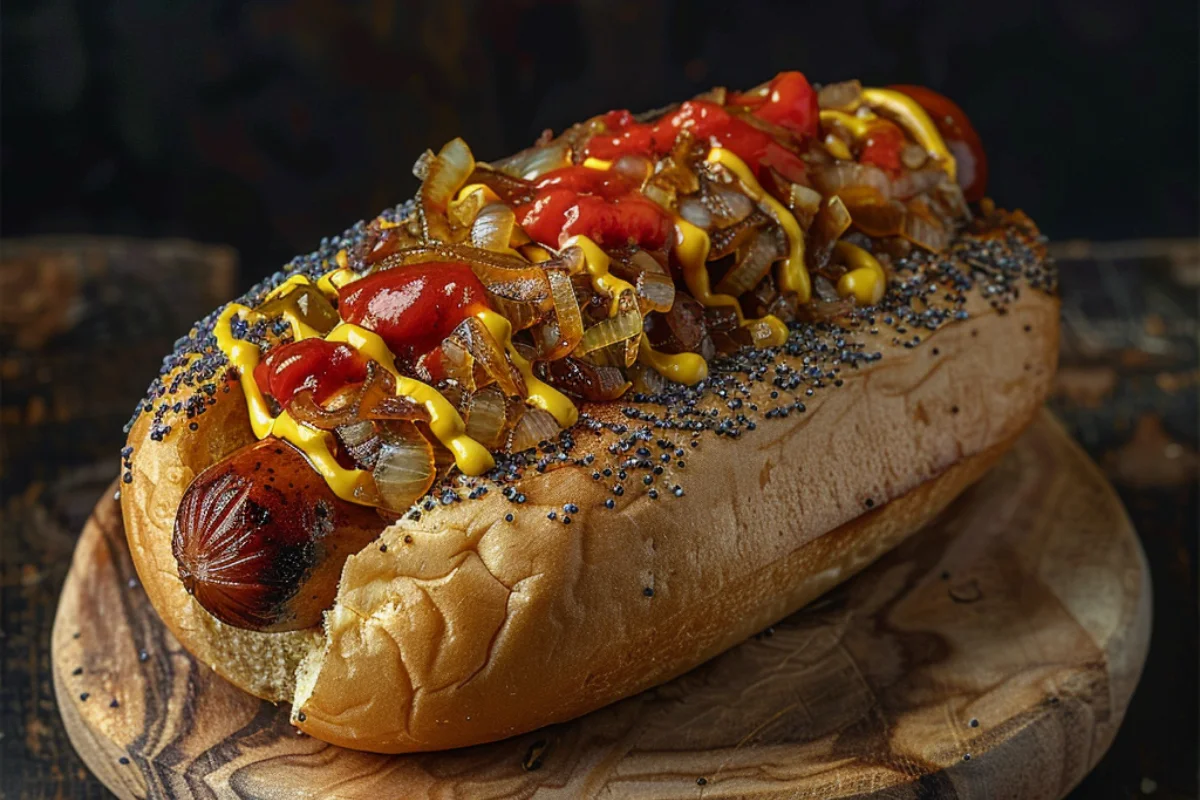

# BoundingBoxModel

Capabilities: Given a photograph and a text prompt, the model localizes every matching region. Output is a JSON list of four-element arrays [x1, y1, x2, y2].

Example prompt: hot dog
[[120, 73, 1058, 752]]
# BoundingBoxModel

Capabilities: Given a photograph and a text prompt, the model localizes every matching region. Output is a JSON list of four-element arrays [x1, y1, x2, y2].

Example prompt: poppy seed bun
[[121, 209, 1058, 751]]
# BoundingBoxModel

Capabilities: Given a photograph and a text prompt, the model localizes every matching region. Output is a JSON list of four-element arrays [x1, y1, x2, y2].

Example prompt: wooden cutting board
[[52, 412, 1151, 799]]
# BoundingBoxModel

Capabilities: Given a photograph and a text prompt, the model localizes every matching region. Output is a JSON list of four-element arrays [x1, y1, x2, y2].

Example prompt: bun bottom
[[294, 422, 1017, 752]]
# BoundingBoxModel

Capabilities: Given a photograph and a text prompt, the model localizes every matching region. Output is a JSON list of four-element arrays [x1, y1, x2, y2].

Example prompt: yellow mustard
[[316, 267, 359, 298], [212, 304, 379, 505], [833, 241, 887, 305], [819, 109, 879, 140], [212, 280, 500, 507], [638, 338, 708, 385], [705, 148, 811, 304], [672, 217, 789, 348], [823, 133, 853, 161], [561, 234, 637, 316], [475, 309, 579, 428], [323, 323, 495, 474], [860, 88, 957, 181]]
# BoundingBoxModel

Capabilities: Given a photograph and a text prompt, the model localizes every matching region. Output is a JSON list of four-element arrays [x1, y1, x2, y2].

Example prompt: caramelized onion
[[544, 357, 630, 402], [463, 385, 509, 448], [335, 419, 382, 470], [891, 168, 946, 200], [442, 316, 523, 397], [256, 285, 340, 337], [288, 365, 428, 431], [545, 269, 584, 357], [471, 203, 519, 252], [703, 182, 756, 228], [507, 408, 560, 453], [714, 226, 786, 297], [900, 210, 949, 253], [466, 165, 536, 206], [491, 140, 571, 180], [613, 153, 654, 185], [629, 363, 668, 396], [789, 183, 823, 216], [807, 196, 853, 272], [678, 196, 713, 229], [418, 138, 475, 243], [636, 269, 675, 313], [900, 143, 929, 170], [645, 294, 709, 355], [707, 211, 767, 261], [846, 197, 907, 238], [811, 162, 892, 200], [372, 421, 436, 512], [385, 243, 553, 311], [577, 305, 642, 355], [818, 80, 863, 110]]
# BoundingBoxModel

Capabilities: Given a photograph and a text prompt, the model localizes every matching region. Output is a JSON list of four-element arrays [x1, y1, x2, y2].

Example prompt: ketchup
[[857, 120, 908, 177], [583, 71, 818, 185], [254, 339, 368, 409], [889, 84, 989, 201], [337, 262, 490, 365], [515, 166, 673, 250]]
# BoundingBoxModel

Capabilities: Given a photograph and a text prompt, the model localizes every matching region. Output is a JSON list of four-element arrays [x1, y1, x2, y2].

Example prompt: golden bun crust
[[122, 218, 1059, 752], [290, 286, 1058, 752]]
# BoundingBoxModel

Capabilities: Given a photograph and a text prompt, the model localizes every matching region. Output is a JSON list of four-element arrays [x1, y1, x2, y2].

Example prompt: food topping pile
[[168, 73, 995, 515]]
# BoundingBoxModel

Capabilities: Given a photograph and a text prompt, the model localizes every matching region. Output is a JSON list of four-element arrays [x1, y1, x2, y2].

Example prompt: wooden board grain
[[51, 412, 1151, 799]]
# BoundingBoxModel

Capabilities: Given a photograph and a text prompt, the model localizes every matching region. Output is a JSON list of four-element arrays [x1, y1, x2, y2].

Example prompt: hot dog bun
[[121, 208, 1058, 750]]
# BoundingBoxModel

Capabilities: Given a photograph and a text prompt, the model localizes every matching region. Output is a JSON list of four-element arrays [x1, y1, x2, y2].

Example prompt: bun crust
[[292, 284, 1057, 752], [122, 216, 1059, 752]]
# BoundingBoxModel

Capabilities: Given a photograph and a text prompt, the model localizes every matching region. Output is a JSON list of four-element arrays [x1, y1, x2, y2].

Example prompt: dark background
[[3, 0, 1198, 289]]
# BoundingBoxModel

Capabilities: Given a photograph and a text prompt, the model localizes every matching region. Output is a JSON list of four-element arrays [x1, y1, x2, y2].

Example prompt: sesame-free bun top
[[121, 207, 1058, 751]]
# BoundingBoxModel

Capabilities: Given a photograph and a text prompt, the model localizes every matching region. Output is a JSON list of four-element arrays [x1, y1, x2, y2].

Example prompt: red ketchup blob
[[515, 166, 673, 250], [254, 339, 368, 409], [584, 71, 818, 186], [889, 84, 989, 202], [857, 120, 908, 177], [337, 262, 490, 366]]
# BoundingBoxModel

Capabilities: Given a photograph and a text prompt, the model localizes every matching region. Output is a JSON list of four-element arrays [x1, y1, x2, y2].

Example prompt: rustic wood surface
[[51, 411, 1148, 800], [2, 237, 1197, 799]]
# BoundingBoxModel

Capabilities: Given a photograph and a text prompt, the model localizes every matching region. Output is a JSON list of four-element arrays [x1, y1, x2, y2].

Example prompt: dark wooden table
[[1, 236, 1196, 799]]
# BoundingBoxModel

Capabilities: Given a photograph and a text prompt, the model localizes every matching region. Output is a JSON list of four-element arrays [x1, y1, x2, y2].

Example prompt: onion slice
[[372, 421, 436, 512], [471, 203, 519, 252], [507, 408, 560, 453], [442, 316, 523, 397], [818, 80, 863, 110], [900, 210, 949, 253], [811, 162, 892, 200], [288, 365, 428, 431], [846, 197, 907, 238], [543, 357, 630, 401], [491, 140, 571, 181], [714, 226, 786, 297], [576, 305, 643, 355], [807, 196, 853, 272], [463, 385, 509, 448], [417, 138, 475, 243], [891, 168, 946, 200], [536, 269, 584, 360]]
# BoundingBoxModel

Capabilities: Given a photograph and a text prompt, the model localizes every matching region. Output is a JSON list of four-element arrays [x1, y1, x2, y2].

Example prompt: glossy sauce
[[583, 72, 818, 186], [515, 166, 673, 250], [253, 339, 368, 409], [337, 263, 490, 366]]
